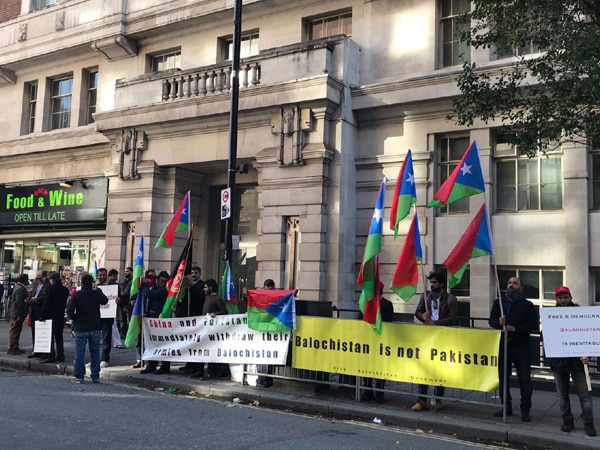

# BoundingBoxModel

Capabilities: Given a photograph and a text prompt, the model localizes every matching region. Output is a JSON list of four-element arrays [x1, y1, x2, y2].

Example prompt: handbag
[[26, 313, 33, 327]]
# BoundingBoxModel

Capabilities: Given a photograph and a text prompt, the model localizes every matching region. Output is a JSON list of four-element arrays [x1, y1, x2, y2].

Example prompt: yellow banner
[[292, 317, 501, 392]]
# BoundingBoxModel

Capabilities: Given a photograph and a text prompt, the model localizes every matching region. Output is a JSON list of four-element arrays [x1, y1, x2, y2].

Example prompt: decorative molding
[[0, 67, 16, 86], [55, 11, 66, 31], [270, 106, 313, 166], [91, 34, 138, 61], [114, 129, 146, 180], [17, 23, 27, 42]]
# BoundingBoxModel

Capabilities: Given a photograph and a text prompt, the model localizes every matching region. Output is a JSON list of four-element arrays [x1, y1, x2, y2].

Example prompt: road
[[0, 369, 512, 450]]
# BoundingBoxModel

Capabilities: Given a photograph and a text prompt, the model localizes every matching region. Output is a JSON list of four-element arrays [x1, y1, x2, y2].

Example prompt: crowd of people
[[3, 267, 597, 436]]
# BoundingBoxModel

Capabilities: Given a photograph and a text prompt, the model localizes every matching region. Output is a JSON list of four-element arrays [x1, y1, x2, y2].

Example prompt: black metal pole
[[225, 0, 242, 264]]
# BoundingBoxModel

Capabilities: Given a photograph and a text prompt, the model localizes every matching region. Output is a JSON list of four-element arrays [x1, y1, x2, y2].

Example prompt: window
[[593, 270, 600, 303], [223, 32, 259, 60], [434, 266, 470, 297], [84, 69, 98, 125], [439, 0, 470, 68], [498, 268, 563, 304], [591, 148, 600, 209], [50, 76, 73, 130], [30, 0, 56, 12], [495, 136, 562, 211], [151, 50, 181, 72], [24, 81, 37, 134], [436, 135, 471, 214], [308, 11, 352, 40]]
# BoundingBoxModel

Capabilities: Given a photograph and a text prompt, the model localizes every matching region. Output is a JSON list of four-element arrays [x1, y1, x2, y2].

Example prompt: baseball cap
[[555, 286, 571, 296]]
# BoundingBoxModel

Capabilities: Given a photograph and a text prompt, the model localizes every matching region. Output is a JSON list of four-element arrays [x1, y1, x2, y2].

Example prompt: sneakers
[[92, 379, 100, 384], [132, 361, 142, 369], [71, 378, 84, 384], [100, 361, 109, 368], [584, 423, 597, 437], [435, 400, 443, 410], [561, 419, 574, 432], [411, 400, 427, 411]]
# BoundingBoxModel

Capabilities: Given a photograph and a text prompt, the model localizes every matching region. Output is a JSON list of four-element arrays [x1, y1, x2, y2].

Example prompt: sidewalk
[[0, 319, 597, 449]]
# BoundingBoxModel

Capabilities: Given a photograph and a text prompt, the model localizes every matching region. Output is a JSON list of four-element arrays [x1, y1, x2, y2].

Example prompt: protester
[[7, 274, 29, 355], [66, 274, 108, 383], [118, 266, 133, 339], [359, 281, 394, 402], [411, 271, 457, 411], [489, 276, 539, 422], [40, 272, 70, 363], [545, 286, 596, 436], [131, 270, 155, 369], [140, 271, 171, 375], [203, 278, 228, 378], [26, 270, 50, 358], [108, 269, 124, 349], [177, 266, 206, 378]]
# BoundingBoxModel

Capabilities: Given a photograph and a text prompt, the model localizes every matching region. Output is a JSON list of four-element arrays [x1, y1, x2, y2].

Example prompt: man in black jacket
[[140, 271, 170, 375], [489, 276, 539, 422], [40, 273, 70, 363], [66, 274, 108, 383]]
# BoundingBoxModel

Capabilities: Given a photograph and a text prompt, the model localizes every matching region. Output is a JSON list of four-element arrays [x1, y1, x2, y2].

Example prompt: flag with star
[[357, 177, 386, 336], [155, 191, 190, 248], [390, 149, 417, 239], [125, 234, 144, 348], [427, 141, 485, 208]]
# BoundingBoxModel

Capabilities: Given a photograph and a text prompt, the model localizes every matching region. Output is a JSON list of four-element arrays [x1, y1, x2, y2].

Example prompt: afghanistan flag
[[357, 177, 386, 336], [155, 191, 190, 248], [427, 141, 485, 208], [220, 261, 239, 314], [390, 213, 422, 302], [159, 234, 192, 318], [443, 203, 494, 288], [247, 289, 296, 332], [390, 149, 417, 239]]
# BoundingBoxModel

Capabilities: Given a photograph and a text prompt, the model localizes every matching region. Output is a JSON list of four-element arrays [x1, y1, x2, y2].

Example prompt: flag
[[220, 261, 239, 314], [130, 234, 144, 298], [427, 141, 485, 208], [155, 191, 190, 249], [390, 150, 417, 238], [443, 203, 494, 288], [390, 213, 422, 302], [357, 177, 386, 336], [159, 234, 192, 318], [247, 289, 296, 332], [92, 260, 98, 280], [125, 235, 144, 348]]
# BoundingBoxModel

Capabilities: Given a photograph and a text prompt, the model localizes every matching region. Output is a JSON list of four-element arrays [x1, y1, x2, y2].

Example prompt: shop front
[[0, 178, 108, 292]]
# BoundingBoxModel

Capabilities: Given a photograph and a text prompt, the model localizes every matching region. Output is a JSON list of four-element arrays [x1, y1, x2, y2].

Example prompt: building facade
[[0, 0, 597, 318]]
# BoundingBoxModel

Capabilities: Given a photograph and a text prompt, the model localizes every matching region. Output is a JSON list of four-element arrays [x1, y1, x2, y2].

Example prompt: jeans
[[74, 330, 101, 381], [553, 369, 594, 424], [101, 318, 113, 362], [498, 344, 533, 412], [418, 384, 445, 402]]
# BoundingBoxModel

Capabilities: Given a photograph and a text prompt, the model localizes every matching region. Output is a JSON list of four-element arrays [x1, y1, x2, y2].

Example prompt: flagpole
[[417, 208, 429, 313], [188, 224, 194, 317]]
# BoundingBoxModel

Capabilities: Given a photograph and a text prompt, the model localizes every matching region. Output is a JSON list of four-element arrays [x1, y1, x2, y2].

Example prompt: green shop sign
[[0, 178, 107, 226]]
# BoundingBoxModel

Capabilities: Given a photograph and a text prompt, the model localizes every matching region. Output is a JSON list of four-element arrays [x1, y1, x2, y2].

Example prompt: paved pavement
[[1, 319, 598, 449]]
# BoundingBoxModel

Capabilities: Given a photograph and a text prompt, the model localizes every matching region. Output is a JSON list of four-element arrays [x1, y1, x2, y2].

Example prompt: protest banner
[[142, 314, 290, 364], [540, 306, 600, 357], [98, 285, 118, 319], [292, 317, 501, 392], [33, 320, 52, 354]]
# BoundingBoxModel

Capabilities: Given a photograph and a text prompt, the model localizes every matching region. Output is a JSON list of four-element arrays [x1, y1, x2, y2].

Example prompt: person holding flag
[[203, 278, 228, 378], [411, 271, 457, 412], [140, 271, 171, 375]]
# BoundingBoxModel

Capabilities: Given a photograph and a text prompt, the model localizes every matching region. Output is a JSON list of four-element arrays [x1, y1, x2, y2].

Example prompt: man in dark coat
[[40, 273, 70, 363], [140, 271, 171, 375], [26, 270, 50, 358], [7, 274, 30, 355]]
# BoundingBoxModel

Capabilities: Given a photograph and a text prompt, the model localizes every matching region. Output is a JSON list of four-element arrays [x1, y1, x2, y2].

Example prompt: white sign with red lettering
[[540, 306, 600, 357], [98, 285, 118, 319]]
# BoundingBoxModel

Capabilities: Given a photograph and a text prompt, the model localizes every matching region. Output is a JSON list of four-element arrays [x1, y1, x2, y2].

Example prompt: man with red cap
[[546, 286, 596, 436]]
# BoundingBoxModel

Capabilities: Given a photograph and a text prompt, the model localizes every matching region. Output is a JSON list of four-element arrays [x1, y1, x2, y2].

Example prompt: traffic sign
[[221, 188, 231, 220]]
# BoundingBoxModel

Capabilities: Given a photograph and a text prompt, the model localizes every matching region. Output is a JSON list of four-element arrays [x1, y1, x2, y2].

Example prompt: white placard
[[540, 306, 600, 357], [142, 314, 291, 364], [98, 285, 118, 319], [34, 320, 52, 354]]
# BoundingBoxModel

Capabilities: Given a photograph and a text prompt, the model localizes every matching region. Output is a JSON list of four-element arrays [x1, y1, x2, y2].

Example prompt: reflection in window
[[31, 0, 56, 12], [439, 0, 470, 68], [50, 76, 73, 130], [24, 81, 37, 134], [498, 268, 563, 303], [308, 11, 352, 39], [151, 50, 181, 72], [436, 135, 471, 214], [224, 33, 259, 60]]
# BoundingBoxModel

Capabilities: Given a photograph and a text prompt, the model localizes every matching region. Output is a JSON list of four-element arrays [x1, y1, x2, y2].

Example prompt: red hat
[[555, 286, 571, 296]]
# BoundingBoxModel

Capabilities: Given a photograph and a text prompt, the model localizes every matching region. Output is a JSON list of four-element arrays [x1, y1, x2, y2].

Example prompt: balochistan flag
[[125, 235, 144, 348], [443, 203, 494, 288], [390, 150, 417, 239], [247, 289, 296, 332], [427, 141, 485, 208], [92, 260, 98, 280], [220, 261, 239, 314], [159, 234, 192, 318], [130, 234, 144, 298], [155, 191, 190, 249], [390, 213, 422, 302], [357, 177, 386, 336]]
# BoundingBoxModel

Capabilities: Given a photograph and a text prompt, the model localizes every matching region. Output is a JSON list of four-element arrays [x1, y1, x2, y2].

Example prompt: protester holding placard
[[545, 286, 596, 437]]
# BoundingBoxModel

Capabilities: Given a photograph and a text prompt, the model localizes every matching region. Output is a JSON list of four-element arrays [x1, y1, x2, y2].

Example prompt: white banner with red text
[[540, 306, 600, 357]]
